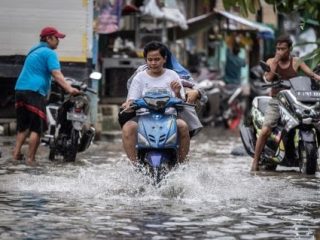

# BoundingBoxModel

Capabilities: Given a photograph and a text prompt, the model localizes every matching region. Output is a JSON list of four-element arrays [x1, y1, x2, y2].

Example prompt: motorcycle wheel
[[64, 129, 79, 162], [199, 102, 215, 125], [49, 147, 56, 161], [263, 163, 277, 171], [300, 141, 318, 175]]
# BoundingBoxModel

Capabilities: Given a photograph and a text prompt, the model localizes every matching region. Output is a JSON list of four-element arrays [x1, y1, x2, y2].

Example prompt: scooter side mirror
[[90, 72, 102, 80], [259, 61, 271, 72]]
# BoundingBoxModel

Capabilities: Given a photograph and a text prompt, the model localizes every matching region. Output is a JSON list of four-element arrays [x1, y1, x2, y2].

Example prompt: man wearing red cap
[[13, 26, 80, 166]]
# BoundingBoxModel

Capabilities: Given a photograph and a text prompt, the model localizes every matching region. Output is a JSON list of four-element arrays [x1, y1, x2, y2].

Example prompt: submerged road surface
[[0, 127, 319, 239]]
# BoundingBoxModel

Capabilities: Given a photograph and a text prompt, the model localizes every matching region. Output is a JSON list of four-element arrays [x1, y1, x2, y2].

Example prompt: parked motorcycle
[[198, 78, 246, 130], [197, 79, 223, 125], [43, 72, 101, 162], [219, 83, 247, 130], [242, 64, 271, 122], [122, 88, 193, 184], [240, 61, 320, 174]]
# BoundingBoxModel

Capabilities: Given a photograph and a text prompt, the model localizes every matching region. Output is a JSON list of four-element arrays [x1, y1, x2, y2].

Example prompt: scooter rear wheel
[[49, 147, 56, 161], [64, 130, 79, 162]]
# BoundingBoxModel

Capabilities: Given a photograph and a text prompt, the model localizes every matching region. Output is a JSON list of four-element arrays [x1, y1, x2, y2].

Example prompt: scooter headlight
[[138, 133, 150, 146], [143, 97, 169, 110]]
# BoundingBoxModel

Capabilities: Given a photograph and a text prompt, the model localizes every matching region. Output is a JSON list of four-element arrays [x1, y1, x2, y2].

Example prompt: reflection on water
[[0, 128, 319, 239]]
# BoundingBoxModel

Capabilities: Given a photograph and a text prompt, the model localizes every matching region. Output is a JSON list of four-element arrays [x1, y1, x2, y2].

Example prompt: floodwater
[[0, 127, 319, 240]]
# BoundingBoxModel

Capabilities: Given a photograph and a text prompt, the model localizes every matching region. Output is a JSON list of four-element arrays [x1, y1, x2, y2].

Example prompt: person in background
[[224, 43, 246, 86], [13, 26, 80, 166], [251, 34, 320, 171]]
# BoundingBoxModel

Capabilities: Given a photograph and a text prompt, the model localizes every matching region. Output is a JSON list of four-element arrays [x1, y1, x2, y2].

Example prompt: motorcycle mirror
[[90, 72, 102, 80], [259, 61, 271, 72]]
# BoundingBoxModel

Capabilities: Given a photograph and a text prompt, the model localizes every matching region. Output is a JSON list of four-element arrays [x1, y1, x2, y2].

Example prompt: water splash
[[1, 155, 318, 209]]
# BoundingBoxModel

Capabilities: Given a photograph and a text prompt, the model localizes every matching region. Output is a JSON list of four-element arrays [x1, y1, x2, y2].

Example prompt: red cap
[[40, 27, 65, 38]]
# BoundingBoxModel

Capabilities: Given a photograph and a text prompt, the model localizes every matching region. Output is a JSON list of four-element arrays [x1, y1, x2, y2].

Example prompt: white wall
[[0, 0, 92, 62]]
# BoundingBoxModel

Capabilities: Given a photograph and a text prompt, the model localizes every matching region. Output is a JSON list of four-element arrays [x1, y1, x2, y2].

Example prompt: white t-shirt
[[127, 68, 184, 100]]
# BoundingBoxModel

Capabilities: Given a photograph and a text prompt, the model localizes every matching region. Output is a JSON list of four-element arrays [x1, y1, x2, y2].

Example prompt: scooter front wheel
[[300, 141, 318, 175]]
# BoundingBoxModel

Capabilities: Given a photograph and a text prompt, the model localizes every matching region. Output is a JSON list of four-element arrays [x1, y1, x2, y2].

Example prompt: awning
[[167, 12, 216, 40], [215, 10, 275, 39], [168, 10, 275, 40]]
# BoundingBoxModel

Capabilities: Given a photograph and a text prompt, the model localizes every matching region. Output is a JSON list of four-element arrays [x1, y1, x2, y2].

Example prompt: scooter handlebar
[[181, 102, 196, 107], [260, 80, 290, 90], [85, 87, 97, 94], [119, 104, 138, 115], [76, 83, 97, 94]]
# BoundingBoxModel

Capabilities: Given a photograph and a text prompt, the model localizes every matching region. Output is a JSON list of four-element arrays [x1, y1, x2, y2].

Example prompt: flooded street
[[0, 127, 319, 239]]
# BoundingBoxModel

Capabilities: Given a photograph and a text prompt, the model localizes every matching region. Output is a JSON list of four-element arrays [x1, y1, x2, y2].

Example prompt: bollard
[[88, 72, 102, 130]]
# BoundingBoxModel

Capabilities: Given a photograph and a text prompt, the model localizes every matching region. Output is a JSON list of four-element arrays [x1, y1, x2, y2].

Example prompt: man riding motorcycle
[[251, 34, 320, 171]]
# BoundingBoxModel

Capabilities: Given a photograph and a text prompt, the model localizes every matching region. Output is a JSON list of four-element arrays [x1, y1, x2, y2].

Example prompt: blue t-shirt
[[15, 42, 61, 96]]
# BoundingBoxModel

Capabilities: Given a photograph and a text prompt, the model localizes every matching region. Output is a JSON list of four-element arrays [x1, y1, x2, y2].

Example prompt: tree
[[222, 0, 320, 67], [222, 0, 320, 21]]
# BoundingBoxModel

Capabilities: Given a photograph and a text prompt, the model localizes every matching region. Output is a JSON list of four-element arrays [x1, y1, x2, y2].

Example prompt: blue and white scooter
[[124, 88, 192, 184]]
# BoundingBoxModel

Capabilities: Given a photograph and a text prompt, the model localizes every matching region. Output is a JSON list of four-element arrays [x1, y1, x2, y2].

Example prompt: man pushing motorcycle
[[251, 34, 320, 171], [13, 26, 80, 166]]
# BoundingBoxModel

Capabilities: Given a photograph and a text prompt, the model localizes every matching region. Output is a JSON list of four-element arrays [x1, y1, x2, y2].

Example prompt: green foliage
[[222, 0, 261, 16], [302, 47, 320, 69], [222, 0, 320, 66], [222, 0, 320, 20]]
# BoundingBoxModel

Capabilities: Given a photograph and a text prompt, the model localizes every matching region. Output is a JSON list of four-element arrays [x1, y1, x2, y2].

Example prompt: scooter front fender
[[300, 128, 317, 143]]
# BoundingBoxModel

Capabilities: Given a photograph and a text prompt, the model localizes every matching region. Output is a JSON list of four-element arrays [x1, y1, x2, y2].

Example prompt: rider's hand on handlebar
[[170, 80, 182, 96], [121, 100, 134, 112], [68, 87, 80, 96]]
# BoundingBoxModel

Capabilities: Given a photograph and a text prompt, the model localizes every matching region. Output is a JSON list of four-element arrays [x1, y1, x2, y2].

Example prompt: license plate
[[296, 91, 320, 102], [67, 112, 87, 122], [296, 91, 320, 98]]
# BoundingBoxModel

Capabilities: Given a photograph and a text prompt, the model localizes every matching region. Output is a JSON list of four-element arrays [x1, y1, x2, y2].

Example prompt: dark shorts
[[118, 110, 136, 128], [15, 90, 48, 134]]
